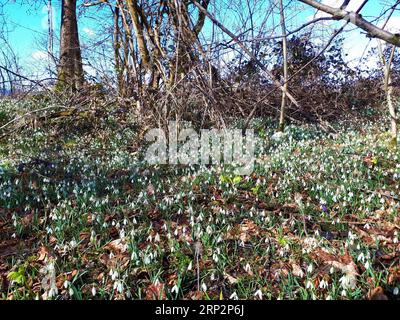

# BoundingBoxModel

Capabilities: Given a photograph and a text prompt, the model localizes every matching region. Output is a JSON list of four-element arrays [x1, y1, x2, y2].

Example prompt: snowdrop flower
[[48, 286, 58, 298], [254, 289, 263, 299], [201, 283, 207, 292], [319, 279, 328, 289], [187, 261, 192, 271], [339, 274, 356, 290], [212, 253, 219, 263], [393, 287, 399, 295], [171, 285, 179, 294], [306, 280, 314, 289], [69, 240, 77, 248], [307, 263, 313, 273], [229, 292, 238, 300], [244, 263, 252, 273], [111, 270, 119, 281], [91, 286, 97, 296]]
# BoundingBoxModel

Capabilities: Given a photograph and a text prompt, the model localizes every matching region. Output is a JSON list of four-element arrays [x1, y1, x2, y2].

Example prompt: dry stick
[[0, 104, 68, 133], [193, 241, 203, 292], [211, 16, 334, 48], [278, 0, 288, 132], [191, 0, 301, 110], [245, 0, 369, 130], [244, 24, 347, 131], [0, 65, 59, 98]]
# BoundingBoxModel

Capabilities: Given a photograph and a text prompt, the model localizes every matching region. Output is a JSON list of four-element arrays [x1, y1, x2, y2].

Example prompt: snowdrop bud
[[171, 285, 179, 294], [229, 292, 238, 300], [254, 289, 263, 299]]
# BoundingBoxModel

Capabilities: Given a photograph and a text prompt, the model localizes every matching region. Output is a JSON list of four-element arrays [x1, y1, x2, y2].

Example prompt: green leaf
[[232, 176, 242, 185], [219, 175, 230, 184]]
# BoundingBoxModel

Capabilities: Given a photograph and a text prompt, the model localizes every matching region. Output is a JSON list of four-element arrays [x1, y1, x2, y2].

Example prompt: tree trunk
[[113, 5, 124, 96], [57, 0, 84, 91], [126, 0, 150, 69]]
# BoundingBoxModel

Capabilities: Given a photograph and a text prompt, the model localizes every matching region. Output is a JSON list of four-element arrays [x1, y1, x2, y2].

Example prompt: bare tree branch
[[192, 0, 301, 108], [299, 0, 400, 47]]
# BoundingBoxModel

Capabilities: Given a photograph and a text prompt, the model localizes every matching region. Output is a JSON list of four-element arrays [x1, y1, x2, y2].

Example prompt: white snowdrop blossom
[[254, 289, 263, 299]]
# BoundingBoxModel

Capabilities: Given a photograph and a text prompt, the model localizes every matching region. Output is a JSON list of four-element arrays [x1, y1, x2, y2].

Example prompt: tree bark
[[126, 0, 150, 69], [57, 0, 84, 91]]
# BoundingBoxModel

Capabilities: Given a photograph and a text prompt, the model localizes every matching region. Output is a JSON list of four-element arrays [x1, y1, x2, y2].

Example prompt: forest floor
[[0, 98, 400, 300]]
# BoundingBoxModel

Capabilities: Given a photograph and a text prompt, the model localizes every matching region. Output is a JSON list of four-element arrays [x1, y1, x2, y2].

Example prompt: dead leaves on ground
[[100, 238, 130, 269], [225, 219, 260, 243], [145, 281, 166, 300], [368, 286, 389, 300], [313, 249, 359, 289]]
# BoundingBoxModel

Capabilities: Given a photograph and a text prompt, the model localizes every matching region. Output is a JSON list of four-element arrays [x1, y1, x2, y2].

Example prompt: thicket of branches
[[0, 0, 399, 139]]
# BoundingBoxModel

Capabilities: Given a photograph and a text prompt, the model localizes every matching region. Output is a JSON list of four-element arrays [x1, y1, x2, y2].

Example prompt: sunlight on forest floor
[[1, 100, 399, 300]]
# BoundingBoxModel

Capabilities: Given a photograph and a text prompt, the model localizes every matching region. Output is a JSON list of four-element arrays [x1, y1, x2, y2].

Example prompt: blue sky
[[2, 0, 400, 75], [4, 2, 57, 59], [2, 1, 99, 75]]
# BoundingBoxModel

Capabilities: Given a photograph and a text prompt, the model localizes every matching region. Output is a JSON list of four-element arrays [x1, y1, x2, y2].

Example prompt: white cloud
[[83, 65, 97, 78], [379, 16, 400, 33], [308, 0, 398, 70], [31, 50, 48, 61], [83, 27, 95, 37]]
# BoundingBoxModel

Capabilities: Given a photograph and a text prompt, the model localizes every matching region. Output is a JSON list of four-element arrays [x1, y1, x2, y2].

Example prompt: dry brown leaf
[[0, 240, 21, 257], [226, 219, 260, 242], [49, 236, 57, 245], [146, 183, 155, 196], [21, 213, 34, 227], [313, 249, 359, 289], [37, 246, 50, 262], [368, 287, 389, 300], [188, 290, 204, 300], [79, 231, 90, 242], [291, 264, 304, 278], [223, 272, 238, 284], [388, 267, 400, 285], [104, 239, 127, 254], [145, 282, 166, 300]]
